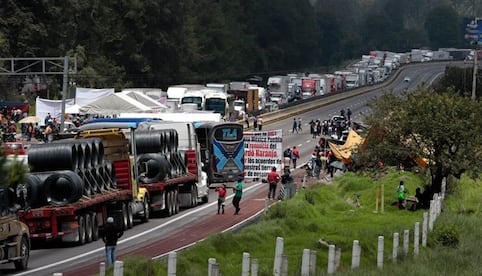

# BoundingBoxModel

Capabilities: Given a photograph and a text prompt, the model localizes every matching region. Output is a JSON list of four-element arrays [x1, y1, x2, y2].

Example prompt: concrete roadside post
[[392, 232, 399, 263], [242, 252, 250, 276], [168, 251, 177, 276], [273, 237, 284, 276], [377, 236, 384, 269]]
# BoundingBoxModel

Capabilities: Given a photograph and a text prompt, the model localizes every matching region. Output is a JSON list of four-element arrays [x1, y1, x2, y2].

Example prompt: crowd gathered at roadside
[[0, 106, 111, 144]]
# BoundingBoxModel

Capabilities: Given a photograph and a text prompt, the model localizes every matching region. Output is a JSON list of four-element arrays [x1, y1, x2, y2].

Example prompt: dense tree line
[[0, 0, 477, 99]]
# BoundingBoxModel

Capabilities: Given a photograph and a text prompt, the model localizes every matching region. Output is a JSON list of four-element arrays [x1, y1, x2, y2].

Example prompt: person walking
[[101, 217, 124, 267], [253, 116, 258, 131], [297, 118, 302, 132], [281, 167, 295, 199], [257, 117, 263, 131], [215, 184, 227, 214], [244, 113, 249, 129], [232, 177, 243, 215], [397, 181, 407, 209], [266, 166, 280, 200], [291, 146, 300, 169], [292, 118, 298, 133], [347, 108, 352, 121]]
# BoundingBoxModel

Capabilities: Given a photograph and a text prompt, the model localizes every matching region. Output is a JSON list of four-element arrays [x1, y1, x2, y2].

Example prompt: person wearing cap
[[100, 216, 124, 267], [215, 184, 227, 214], [232, 176, 244, 215]]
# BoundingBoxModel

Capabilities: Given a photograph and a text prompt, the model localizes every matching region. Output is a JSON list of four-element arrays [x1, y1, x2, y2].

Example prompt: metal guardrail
[[246, 60, 464, 126]]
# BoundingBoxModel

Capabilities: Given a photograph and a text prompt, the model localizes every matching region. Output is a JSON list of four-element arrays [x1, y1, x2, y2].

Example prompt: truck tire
[[141, 197, 150, 223], [201, 186, 209, 204], [91, 213, 99, 241], [163, 190, 172, 217], [77, 215, 86, 245], [84, 214, 93, 243], [190, 185, 198, 208], [14, 236, 29, 271], [126, 203, 133, 229], [174, 189, 179, 214], [121, 203, 128, 230]]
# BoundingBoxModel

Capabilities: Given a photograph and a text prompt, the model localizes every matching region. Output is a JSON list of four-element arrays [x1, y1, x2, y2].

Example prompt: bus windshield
[[205, 98, 227, 116]]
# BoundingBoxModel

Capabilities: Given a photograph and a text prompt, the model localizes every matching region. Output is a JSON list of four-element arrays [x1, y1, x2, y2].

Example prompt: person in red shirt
[[291, 146, 300, 168], [215, 184, 227, 214], [266, 166, 280, 200]]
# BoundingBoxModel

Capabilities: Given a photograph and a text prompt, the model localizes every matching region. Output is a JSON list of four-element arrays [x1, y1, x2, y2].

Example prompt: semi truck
[[19, 118, 208, 245], [267, 76, 290, 104]]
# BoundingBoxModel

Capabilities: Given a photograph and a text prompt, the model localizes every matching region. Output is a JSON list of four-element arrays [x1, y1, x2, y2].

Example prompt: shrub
[[429, 223, 460, 248]]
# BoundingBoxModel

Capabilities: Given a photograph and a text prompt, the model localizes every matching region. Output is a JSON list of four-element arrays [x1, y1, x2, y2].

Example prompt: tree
[[362, 88, 482, 193], [425, 5, 463, 49], [433, 66, 481, 98]]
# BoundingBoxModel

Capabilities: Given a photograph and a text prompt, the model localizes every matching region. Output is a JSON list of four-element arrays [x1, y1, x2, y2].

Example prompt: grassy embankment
[[109, 169, 482, 275]]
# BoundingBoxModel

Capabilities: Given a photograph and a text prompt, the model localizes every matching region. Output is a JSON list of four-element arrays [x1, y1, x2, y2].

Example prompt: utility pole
[[0, 56, 77, 131], [472, 47, 478, 101]]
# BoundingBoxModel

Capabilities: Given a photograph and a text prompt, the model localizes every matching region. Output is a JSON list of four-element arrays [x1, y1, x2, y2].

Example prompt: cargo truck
[[19, 118, 207, 245]]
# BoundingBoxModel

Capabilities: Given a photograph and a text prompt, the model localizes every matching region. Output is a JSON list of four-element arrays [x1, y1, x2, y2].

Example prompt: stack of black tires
[[135, 129, 187, 184], [25, 138, 116, 208]]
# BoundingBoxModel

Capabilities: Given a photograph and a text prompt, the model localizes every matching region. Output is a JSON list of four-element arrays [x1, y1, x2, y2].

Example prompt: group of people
[[215, 176, 244, 215], [244, 114, 264, 131], [291, 117, 302, 133], [283, 146, 300, 169], [396, 181, 431, 211]]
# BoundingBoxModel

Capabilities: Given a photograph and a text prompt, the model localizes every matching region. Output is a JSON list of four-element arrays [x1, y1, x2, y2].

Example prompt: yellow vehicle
[[0, 186, 30, 271]]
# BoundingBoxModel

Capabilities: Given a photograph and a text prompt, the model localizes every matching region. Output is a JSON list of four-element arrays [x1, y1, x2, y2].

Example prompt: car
[[404, 77, 411, 82], [2, 142, 26, 155]]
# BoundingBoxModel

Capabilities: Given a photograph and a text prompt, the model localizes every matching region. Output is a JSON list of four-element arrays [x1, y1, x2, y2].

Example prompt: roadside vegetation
[[111, 170, 481, 275]]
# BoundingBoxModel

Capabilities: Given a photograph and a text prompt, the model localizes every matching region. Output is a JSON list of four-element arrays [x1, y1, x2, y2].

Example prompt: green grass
[[112, 170, 481, 276]]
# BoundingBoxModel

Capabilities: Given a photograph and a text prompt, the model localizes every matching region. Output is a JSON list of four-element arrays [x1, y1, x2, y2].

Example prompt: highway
[[2, 61, 459, 276]]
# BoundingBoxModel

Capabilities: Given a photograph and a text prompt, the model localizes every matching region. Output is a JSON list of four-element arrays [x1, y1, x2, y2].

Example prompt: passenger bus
[[193, 122, 244, 185], [204, 91, 229, 118]]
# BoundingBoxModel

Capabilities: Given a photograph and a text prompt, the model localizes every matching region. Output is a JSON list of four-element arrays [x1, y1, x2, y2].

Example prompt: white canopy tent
[[79, 93, 153, 115], [119, 90, 167, 111], [65, 103, 83, 114]]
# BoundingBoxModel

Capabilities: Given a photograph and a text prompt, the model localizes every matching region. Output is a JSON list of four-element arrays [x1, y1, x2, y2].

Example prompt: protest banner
[[244, 130, 283, 179]]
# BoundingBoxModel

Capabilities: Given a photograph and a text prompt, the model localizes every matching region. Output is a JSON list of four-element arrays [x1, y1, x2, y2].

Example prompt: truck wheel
[[77, 216, 86, 245], [174, 189, 179, 214], [120, 203, 128, 230], [91, 213, 99, 241], [14, 236, 29, 270], [164, 190, 173, 217], [127, 203, 133, 229], [85, 214, 93, 243], [141, 197, 150, 223], [191, 185, 198, 208], [168, 191, 174, 216], [200, 185, 208, 204]]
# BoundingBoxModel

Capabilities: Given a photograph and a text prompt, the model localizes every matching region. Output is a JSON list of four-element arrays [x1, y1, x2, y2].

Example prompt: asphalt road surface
[[2, 61, 459, 276]]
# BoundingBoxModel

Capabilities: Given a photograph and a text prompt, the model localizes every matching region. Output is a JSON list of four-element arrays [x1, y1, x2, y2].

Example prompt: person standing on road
[[291, 146, 300, 169], [232, 177, 244, 215], [266, 166, 280, 200], [298, 118, 302, 132], [101, 217, 124, 267], [347, 108, 352, 121], [292, 118, 298, 133], [244, 113, 250, 129], [215, 184, 227, 214], [257, 117, 263, 131], [253, 116, 258, 131]]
